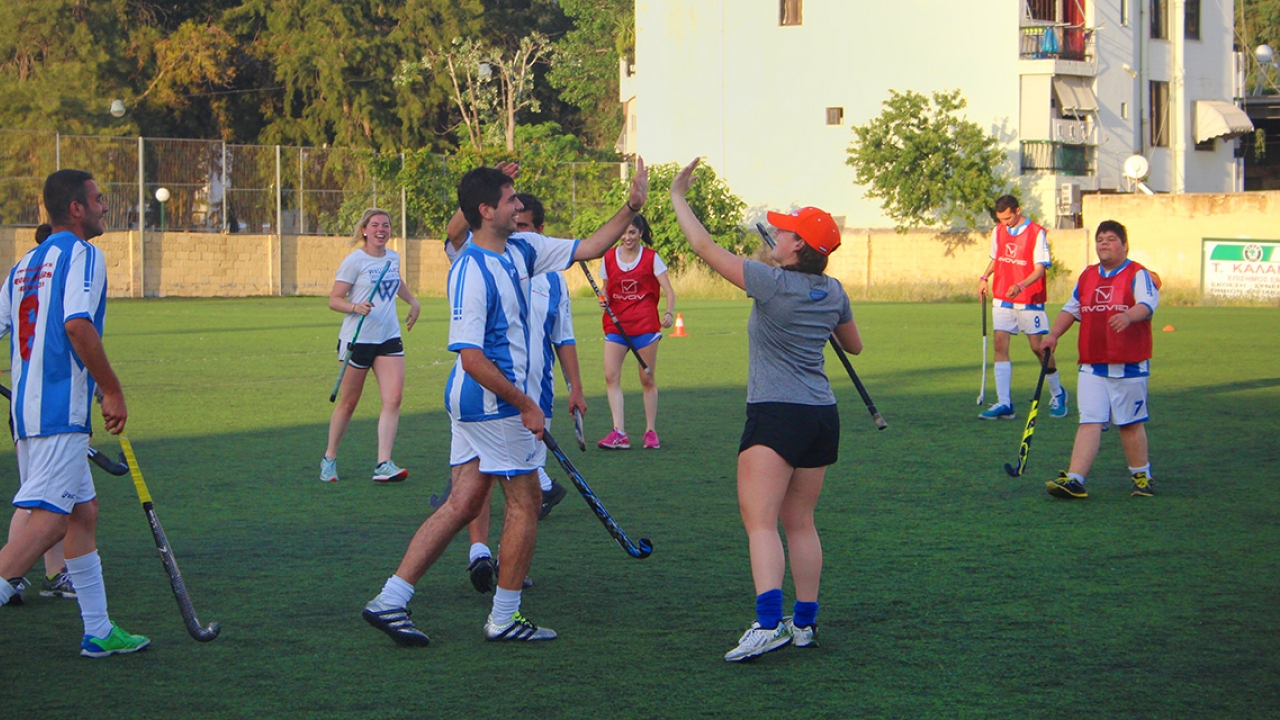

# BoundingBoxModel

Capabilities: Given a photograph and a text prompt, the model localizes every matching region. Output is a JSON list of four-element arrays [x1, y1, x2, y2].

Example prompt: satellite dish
[[1123, 154, 1150, 181]]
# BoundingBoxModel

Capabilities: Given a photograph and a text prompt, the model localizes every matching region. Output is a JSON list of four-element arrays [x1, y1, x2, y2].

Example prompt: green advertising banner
[[1202, 239, 1280, 299]]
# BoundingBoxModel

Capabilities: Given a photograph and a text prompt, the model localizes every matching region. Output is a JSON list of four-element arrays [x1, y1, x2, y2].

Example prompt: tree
[[1239, 0, 1280, 95], [396, 33, 553, 153], [548, 0, 632, 150], [846, 89, 1011, 233]]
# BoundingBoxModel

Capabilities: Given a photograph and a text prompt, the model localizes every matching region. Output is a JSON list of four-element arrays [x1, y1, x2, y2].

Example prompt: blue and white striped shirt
[[444, 233, 578, 422], [0, 231, 108, 438]]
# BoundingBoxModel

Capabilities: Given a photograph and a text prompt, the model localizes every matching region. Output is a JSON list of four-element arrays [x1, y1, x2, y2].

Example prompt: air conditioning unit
[[1059, 182, 1082, 213]]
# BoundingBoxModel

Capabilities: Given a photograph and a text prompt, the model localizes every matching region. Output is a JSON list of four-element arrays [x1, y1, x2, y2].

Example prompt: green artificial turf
[[1, 298, 1277, 719]]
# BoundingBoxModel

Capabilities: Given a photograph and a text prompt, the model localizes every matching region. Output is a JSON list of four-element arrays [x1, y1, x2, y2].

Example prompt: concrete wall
[[1081, 190, 1280, 291], [5, 188, 1277, 301]]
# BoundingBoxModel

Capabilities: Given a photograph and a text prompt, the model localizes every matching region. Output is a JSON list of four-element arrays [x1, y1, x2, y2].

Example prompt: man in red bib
[[1040, 220, 1159, 499], [977, 195, 1068, 421]]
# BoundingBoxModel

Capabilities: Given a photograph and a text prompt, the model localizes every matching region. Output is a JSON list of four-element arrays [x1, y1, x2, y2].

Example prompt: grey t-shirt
[[743, 260, 854, 405]]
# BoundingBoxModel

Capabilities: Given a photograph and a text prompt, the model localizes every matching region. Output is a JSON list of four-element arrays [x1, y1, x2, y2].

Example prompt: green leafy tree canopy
[[847, 89, 1011, 233]]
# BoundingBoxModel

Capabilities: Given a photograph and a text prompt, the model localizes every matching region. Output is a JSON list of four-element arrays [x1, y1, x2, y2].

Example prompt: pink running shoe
[[597, 429, 631, 449], [642, 430, 661, 449]]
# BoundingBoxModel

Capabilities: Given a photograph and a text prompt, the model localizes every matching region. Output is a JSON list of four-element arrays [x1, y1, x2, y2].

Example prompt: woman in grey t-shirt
[[670, 158, 863, 663]]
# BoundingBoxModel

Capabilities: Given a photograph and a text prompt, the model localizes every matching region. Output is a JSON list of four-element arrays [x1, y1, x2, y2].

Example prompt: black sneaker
[[468, 556, 496, 594], [1046, 471, 1088, 499], [484, 611, 556, 641], [539, 480, 569, 520], [362, 599, 430, 647]]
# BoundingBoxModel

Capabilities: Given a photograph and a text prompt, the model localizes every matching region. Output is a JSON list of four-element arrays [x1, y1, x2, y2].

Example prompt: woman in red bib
[[596, 214, 676, 450]]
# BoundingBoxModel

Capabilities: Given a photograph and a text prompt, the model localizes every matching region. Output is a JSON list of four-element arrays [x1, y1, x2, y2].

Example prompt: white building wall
[[632, 0, 1241, 229]]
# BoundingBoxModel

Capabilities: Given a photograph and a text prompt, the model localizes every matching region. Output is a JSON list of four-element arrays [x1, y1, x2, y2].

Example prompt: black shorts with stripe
[[339, 337, 404, 370], [739, 402, 840, 469]]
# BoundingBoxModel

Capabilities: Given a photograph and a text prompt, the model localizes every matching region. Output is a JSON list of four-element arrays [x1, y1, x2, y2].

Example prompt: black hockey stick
[[0, 384, 129, 474], [572, 408, 586, 452], [756, 224, 886, 430], [829, 337, 888, 430], [428, 477, 451, 510], [118, 436, 220, 642], [543, 430, 652, 559], [1004, 348, 1053, 478], [578, 261, 651, 375]]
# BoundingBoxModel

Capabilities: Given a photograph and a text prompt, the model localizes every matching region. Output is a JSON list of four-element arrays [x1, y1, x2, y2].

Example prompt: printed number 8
[[18, 295, 39, 362]]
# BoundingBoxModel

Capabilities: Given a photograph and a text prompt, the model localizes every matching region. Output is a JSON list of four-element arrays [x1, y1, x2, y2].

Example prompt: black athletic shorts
[[339, 337, 404, 370], [739, 402, 840, 469]]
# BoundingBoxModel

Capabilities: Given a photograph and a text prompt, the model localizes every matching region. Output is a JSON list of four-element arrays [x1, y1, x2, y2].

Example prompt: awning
[[1195, 100, 1254, 143], [1052, 76, 1099, 114]]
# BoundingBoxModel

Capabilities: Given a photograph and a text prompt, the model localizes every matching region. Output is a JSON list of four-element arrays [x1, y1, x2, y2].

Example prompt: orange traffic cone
[[671, 313, 687, 337]]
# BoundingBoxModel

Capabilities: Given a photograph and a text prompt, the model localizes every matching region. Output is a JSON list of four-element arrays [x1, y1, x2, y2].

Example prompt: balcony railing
[[1050, 118, 1097, 145], [1020, 25, 1092, 62], [1021, 140, 1095, 176]]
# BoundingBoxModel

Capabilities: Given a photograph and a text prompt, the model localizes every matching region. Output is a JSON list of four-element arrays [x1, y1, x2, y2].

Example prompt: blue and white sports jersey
[[0, 231, 107, 438], [444, 232, 578, 422], [1061, 260, 1159, 378], [527, 271, 575, 417]]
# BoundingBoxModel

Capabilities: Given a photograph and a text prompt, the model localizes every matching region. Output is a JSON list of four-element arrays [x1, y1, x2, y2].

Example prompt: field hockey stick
[[0, 384, 129, 474], [829, 337, 888, 430], [329, 260, 392, 402], [578, 261, 651, 376], [977, 300, 988, 405], [759, 224, 886, 430], [572, 407, 586, 452], [1004, 348, 1052, 478], [543, 430, 652, 559], [118, 435, 220, 642]]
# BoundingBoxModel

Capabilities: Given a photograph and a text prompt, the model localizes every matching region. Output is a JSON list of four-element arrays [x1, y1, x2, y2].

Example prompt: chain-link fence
[[0, 129, 624, 237]]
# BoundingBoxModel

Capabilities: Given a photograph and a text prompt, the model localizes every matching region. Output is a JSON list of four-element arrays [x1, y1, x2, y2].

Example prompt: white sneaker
[[484, 611, 557, 641], [724, 621, 792, 662], [784, 617, 818, 648]]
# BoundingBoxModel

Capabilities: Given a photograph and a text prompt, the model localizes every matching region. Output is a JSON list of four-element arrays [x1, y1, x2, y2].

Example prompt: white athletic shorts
[[1076, 372, 1149, 426], [450, 415, 546, 477], [13, 433, 95, 514], [993, 305, 1050, 335]]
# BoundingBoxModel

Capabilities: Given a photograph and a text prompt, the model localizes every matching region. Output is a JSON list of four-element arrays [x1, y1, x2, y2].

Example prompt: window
[[780, 0, 802, 26], [1150, 0, 1167, 40], [1121, 0, 1128, 26], [1121, 101, 1129, 120], [825, 107, 844, 126], [1150, 81, 1170, 147], [1027, 0, 1056, 22], [1185, 0, 1200, 40]]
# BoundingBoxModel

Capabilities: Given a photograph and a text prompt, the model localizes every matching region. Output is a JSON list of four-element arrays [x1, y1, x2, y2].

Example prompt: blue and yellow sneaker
[[1130, 472, 1155, 497], [1049, 387, 1069, 418], [1046, 472, 1088, 499], [81, 623, 150, 657]]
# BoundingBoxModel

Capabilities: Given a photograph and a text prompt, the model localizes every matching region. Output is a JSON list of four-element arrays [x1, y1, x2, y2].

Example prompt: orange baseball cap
[[766, 207, 841, 255]]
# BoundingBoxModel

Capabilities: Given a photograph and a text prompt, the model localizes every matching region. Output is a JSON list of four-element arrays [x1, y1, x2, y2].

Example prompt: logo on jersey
[[1094, 287, 1113, 303], [621, 279, 638, 293], [809, 289, 828, 301], [1082, 285, 1129, 313], [1005, 243, 1018, 257], [376, 279, 398, 302]]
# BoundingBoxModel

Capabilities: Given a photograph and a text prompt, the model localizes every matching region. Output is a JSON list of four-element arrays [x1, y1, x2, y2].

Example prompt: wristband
[[980, 275, 989, 281], [626, 201, 641, 213]]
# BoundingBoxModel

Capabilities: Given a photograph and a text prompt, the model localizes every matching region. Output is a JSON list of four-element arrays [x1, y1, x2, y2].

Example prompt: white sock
[[0, 579, 15, 605], [995, 362, 1013, 406], [1047, 369, 1063, 396], [469, 543, 492, 563], [1068, 473, 1086, 483], [537, 468, 552, 492], [377, 575, 415, 609], [1129, 464, 1151, 477], [67, 550, 112, 639], [490, 587, 522, 626]]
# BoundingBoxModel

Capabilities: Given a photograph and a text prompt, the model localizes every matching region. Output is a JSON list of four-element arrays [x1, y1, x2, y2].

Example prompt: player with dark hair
[[595, 212, 676, 450], [0, 169, 148, 657], [320, 208, 420, 483], [977, 194, 1068, 421], [1042, 220, 1159, 499], [670, 158, 863, 662], [362, 160, 647, 646], [443, 189, 581, 591]]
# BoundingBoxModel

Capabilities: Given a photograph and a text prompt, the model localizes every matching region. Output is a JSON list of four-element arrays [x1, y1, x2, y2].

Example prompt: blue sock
[[755, 589, 784, 630], [793, 601, 819, 628]]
